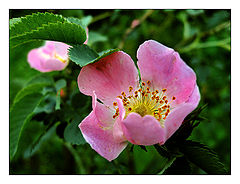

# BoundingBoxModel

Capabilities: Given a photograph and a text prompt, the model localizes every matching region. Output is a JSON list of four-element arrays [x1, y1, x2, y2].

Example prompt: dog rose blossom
[[78, 40, 200, 161], [27, 41, 70, 72], [27, 28, 88, 72]]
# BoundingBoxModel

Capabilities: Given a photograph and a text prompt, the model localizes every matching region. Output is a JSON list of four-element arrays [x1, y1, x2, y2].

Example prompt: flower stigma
[[112, 80, 176, 127]]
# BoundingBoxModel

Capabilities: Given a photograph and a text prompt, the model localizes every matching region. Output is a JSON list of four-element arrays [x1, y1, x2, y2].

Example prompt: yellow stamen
[[112, 81, 176, 127]]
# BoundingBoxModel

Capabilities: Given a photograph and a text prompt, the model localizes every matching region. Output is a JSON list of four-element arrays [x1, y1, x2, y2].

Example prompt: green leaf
[[68, 44, 99, 66], [66, 15, 92, 28], [69, 45, 119, 67], [10, 12, 65, 37], [79, 15, 92, 27], [64, 115, 86, 145], [10, 12, 86, 48], [154, 144, 171, 159], [13, 83, 46, 104], [10, 93, 43, 160], [165, 104, 207, 145], [24, 124, 56, 158], [163, 156, 192, 174], [88, 31, 108, 45], [14, 120, 45, 159], [9, 18, 21, 28], [13, 74, 54, 104], [157, 157, 176, 175], [139, 145, 148, 152], [179, 140, 227, 174], [26, 74, 54, 86]]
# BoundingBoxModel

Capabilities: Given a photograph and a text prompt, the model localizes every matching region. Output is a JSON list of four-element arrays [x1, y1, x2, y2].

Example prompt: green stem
[[178, 38, 230, 53], [118, 10, 154, 49], [91, 12, 113, 24], [175, 21, 230, 50]]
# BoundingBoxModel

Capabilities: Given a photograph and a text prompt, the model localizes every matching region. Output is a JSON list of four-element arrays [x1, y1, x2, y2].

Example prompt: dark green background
[[10, 9, 230, 174]]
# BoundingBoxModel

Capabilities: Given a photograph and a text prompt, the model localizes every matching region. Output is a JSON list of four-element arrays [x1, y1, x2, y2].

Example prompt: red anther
[[129, 86, 133, 92]]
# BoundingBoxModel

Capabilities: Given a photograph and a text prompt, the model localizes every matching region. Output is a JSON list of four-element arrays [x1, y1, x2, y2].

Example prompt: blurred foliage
[[9, 9, 230, 174]]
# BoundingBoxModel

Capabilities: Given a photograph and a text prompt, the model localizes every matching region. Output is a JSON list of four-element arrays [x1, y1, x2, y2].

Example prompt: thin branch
[[175, 21, 230, 50], [178, 38, 230, 53], [118, 10, 154, 49]]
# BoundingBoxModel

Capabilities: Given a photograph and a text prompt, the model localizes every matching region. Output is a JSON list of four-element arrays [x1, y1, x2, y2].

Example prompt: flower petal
[[121, 112, 166, 145], [78, 51, 139, 106], [79, 93, 127, 161], [41, 41, 55, 55], [53, 41, 71, 60], [43, 59, 68, 72], [27, 41, 69, 72], [137, 40, 196, 105], [164, 85, 201, 141], [27, 49, 49, 72]]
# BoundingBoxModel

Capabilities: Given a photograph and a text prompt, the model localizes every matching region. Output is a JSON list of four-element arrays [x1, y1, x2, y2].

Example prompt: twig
[[90, 11, 113, 24], [118, 10, 154, 49], [178, 38, 230, 53], [175, 21, 230, 50]]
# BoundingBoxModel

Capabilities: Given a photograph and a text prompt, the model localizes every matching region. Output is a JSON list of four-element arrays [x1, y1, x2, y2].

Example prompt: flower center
[[54, 52, 67, 63], [112, 81, 176, 127]]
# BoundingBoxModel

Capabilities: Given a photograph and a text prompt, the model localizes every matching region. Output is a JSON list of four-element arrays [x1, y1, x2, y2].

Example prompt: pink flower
[[27, 41, 70, 72], [27, 28, 88, 73], [77, 40, 200, 161]]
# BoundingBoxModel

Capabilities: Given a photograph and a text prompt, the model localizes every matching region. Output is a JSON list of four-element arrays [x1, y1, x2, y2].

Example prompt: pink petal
[[78, 51, 139, 106], [43, 59, 68, 72], [27, 41, 70, 72], [79, 93, 127, 161], [113, 118, 127, 143], [121, 112, 166, 145], [164, 85, 201, 141], [137, 40, 196, 105], [42, 41, 55, 55], [53, 41, 71, 60], [112, 98, 127, 142], [27, 49, 49, 72]]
